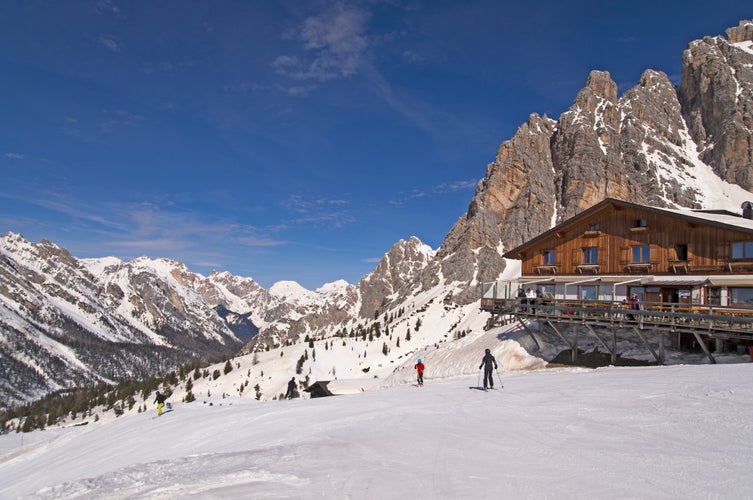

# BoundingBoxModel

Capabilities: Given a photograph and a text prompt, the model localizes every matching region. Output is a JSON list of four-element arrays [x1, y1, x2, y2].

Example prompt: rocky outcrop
[[359, 236, 436, 317], [726, 19, 753, 44], [680, 20, 753, 190]]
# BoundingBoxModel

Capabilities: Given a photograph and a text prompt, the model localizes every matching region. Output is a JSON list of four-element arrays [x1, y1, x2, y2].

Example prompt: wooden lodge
[[481, 198, 753, 363]]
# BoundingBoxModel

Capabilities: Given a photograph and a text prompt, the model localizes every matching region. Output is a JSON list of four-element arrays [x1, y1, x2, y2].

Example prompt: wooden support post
[[545, 320, 575, 355], [692, 332, 717, 364], [572, 326, 579, 364], [612, 328, 617, 365], [631, 327, 663, 364], [659, 331, 665, 362], [515, 317, 541, 351], [585, 323, 615, 361]]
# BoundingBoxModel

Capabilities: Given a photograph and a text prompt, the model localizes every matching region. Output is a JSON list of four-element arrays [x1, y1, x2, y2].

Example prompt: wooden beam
[[631, 326, 664, 364], [516, 317, 541, 351], [692, 332, 717, 364], [585, 323, 615, 358]]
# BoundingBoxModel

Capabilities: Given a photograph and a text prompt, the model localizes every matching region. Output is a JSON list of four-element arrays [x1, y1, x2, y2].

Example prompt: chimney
[[742, 201, 753, 219]]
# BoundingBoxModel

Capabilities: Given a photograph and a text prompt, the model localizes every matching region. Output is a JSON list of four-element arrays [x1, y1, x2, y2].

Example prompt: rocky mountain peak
[[726, 19, 753, 43], [583, 70, 618, 103], [679, 19, 753, 191]]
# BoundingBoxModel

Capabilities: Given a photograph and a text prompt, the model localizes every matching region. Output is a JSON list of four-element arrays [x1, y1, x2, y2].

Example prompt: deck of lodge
[[480, 297, 753, 365]]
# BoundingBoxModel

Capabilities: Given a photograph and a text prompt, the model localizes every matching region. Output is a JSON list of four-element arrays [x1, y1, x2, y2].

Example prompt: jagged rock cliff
[[680, 20, 753, 190]]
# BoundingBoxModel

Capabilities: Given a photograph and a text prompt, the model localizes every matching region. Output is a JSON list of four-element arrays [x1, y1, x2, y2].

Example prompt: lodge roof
[[504, 198, 753, 258]]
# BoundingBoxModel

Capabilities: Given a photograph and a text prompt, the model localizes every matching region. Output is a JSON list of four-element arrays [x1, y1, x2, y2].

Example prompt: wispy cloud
[[4, 152, 25, 159], [0, 188, 126, 230], [97, 0, 123, 16], [281, 194, 348, 213], [60, 110, 142, 141], [280, 194, 354, 228], [273, 3, 371, 83], [389, 179, 478, 206], [99, 110, 142, 133], [1, 187, 287, 263], [433, 180, 479, 194], [121, 204, 286, 249], [98, 34, 122, 53]]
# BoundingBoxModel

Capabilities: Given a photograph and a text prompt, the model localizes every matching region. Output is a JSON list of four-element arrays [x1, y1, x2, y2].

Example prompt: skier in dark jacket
[[154, 391, 167, 416], [285, 377, 297, 399], [479, 348, 498, 390]]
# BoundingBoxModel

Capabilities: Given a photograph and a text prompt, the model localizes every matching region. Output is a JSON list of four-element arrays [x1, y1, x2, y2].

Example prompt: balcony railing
[[480, 298, 753, 338]]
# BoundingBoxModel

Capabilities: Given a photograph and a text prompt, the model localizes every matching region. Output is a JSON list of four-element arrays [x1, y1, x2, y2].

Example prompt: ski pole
[[495, 367, 504, 388]]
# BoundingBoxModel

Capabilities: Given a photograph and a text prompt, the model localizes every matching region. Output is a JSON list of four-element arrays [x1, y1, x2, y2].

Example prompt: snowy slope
[[1, 363, 752, 499]]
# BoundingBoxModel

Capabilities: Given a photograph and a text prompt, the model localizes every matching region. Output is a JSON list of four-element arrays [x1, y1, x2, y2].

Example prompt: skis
[[151, 409, 173, 419], [470, 385, 503, 392]]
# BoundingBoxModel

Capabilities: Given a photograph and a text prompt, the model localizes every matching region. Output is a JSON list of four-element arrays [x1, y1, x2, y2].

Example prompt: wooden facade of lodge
[[481, 198, 753, 363]]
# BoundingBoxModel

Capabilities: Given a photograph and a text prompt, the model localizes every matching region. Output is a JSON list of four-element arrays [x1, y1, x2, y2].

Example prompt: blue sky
[[1, 1, 750, 289]]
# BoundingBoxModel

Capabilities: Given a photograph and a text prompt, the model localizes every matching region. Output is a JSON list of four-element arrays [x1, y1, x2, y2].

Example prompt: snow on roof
[[665, 205, 753, 232]]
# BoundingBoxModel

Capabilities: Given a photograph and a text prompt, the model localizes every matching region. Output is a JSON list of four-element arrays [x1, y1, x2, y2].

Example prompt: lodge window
[[731, 241, 753, 259], [539, 284, 555, 300], [583, 247, 598, 264], [579, 285, 597, 300], [633, 218, 648, 228], [707, 287, 721, 306], [542, 249, 556, 265], [675, 244, 688, 261], [631, 245, 650, 263], [729, 287, 753, 306], [588, 223, 600, 231]]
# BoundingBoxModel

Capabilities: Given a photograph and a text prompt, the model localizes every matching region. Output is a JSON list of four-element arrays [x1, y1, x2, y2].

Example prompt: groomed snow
[[1, 363, 752, 499]]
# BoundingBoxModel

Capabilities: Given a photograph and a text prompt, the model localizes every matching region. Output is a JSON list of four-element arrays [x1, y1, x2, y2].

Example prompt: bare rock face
[[726, 19, 753, 44], [359, 236, 436, 318], [680, 20, 753, 190], [435, 113, 556, 299], [552, 70, 624, 219]]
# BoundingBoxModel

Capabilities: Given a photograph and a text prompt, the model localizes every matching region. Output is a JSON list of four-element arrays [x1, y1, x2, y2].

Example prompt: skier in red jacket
[[414, 359, 425, 387]]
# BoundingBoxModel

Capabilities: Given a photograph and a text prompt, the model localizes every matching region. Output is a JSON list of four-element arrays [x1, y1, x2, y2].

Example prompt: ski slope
[[1, 363, 752, 499]]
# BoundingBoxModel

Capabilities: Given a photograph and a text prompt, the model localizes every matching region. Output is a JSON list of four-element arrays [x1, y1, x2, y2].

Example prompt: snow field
[[1, 363, 753, 499]]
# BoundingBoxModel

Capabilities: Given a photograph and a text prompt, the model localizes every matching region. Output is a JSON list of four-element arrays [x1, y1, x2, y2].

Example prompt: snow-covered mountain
[[2, 20, 752, 410], [0, 235, 245, 409]]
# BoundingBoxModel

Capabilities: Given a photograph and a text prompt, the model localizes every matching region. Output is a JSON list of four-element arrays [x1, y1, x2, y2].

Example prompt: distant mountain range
[[2, 19, 752, 409]]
